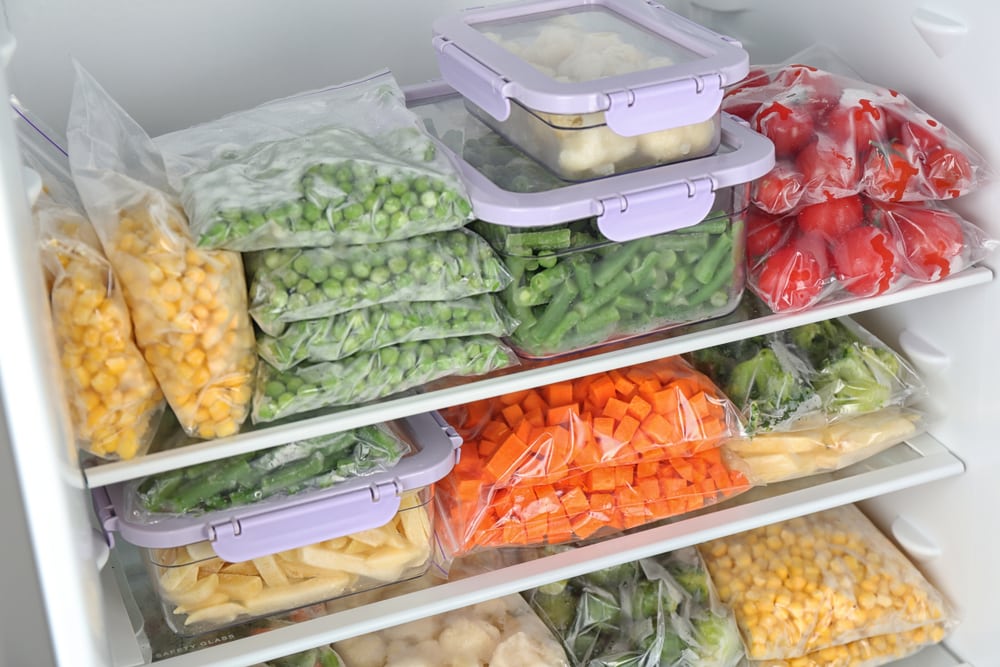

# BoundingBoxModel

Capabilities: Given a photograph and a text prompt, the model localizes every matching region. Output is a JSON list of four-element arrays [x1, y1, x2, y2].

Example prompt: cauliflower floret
[[438, 617, 501, 663], [637, 118, 717, 161], [556, 126, 637, 177], [334, 634, 386, 667], [488, 631, 569, 667], [555, 50, 611, 82], [470, 598, 510, 626], [380, 616, 440, 644], [520, 25, 577, 69]]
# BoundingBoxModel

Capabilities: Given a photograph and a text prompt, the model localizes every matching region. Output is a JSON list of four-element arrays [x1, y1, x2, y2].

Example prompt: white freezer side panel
[[2, 0, 999, 665]]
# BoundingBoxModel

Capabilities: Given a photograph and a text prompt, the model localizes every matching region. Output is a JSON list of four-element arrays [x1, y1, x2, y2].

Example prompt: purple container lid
[[406, 81, 775, 242], [432, 0, 749, 136], [95, 411, 462, 563]]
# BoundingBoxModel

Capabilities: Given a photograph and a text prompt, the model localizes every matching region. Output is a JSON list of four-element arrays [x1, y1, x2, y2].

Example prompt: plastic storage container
[[432, 0, 750, 180], [95, 411, 461, 634], [408, 83, 774, 359]]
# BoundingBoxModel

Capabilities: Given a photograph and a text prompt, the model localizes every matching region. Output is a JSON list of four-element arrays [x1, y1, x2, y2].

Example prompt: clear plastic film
[[744, 196, 996, 313], [66, 62, 257, 439], [434, 357, 750, 555], [688, 317, 925, 436], [525, 547, 744, 667], [25, 133, 165, 461], [256, 294, 519, 371], [126, 423, 410, 517], [246, 228, 512, 335], [253, 335, 519, 424], [147, 490, 436, 634], [332, 593, 570, 667], [723, 63, 992, 209], [750, 624, 951, 667], [698, 504, 956, 662], [251, 644, 344, 667], [153, 70, 474, 251]]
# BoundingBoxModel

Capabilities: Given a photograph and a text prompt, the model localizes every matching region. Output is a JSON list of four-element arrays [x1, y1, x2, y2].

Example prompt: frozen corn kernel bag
[[751, 623, 951, 667], [24, 131, 165, 460], [698, 504, 956, 662], [434, 357, 751, 555], [524, 548, 744, 667], [67, 62, 257, 439], [153, 70, 474, 252]]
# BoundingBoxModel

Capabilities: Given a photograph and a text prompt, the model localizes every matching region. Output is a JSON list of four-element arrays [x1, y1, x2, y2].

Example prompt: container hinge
[[369, 479, 403, 503], [597, 177, 715, 242], [605, 74, 723, 136], [432, 36, 512, 122]]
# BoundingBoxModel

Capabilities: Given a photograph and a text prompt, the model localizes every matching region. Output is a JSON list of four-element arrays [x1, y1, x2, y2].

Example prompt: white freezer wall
[[1, 0, 999, 665]]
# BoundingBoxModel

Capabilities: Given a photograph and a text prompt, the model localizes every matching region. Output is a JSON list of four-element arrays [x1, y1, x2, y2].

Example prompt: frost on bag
[[246, 228, 512, 335], [67, 62, 257, 439], [525, 548, 744, 667], [127, 423, 409, 516], [154, 70, 474, 251], [26, 133, 165, 461], [333, 593, 569, 667], [745, 196, 996, 313], [698, 505, 956, 662], [256, 294, 519, 370], [434, 358, 750, 555], [724, 63, 991, 212]]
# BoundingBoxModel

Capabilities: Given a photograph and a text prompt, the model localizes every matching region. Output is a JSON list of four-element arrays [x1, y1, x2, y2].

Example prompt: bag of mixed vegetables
[[434, 357, 751, 555], [67, 62, 257, 440], [525, 548, 744, 667], [688, 317, 926, 483], [25, 126, 165, 461], [154, 70, 473, 251]]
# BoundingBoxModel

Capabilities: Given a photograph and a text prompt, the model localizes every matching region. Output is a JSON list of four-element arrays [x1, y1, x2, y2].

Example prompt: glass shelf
[[84, 267, 992, 488]]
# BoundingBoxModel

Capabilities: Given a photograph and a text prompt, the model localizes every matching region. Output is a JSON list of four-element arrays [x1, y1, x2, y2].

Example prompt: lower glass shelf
[[104, 434, 964, 667]]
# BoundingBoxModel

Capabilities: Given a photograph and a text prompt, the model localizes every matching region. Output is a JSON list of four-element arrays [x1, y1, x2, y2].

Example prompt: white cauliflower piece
[[334, 634, 386, 667], [385, 656, 435, 667], [438, 617, 501, 663], [380, 616, 440, 644], [600, 43, 646, 76], [488, 631, 569, 667], [555, 50, 610, 82], [414, 639, 445, 665], [384, 639, 410, 663], [556, 126, 637, 177], [637, 118, 717, 162], [470, 598, 510, 626], [520, 25, 577, 69]]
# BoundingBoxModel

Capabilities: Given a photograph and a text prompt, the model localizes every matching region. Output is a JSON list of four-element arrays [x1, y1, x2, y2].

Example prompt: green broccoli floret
[[691, 612, 744, 667], [668, 563, 710, 603], [728, 347, 812, 432], [789, 319, 901, 415]]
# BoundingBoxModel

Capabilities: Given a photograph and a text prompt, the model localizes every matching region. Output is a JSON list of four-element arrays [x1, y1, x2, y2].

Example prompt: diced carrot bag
[[435, 357, 752, 554]]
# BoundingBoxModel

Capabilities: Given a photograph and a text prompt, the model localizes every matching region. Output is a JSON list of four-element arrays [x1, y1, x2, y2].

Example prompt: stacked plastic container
[[95, 412, 461, 634], [419, 0, 776, 359]]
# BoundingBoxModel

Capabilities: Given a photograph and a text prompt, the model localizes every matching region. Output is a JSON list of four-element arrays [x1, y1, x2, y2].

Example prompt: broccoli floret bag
[[67, 62, 257, 440], [524, 548, 744, 667], [154, 71, 474, 251]]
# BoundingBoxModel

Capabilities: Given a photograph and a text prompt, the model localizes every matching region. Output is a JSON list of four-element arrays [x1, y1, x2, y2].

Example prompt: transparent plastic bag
[[26, 132, 165, 461], [332, 593, 570, 667], [724, 63, 992, 210], [246, 228, 512, 335], [257, 294, 518, 370], [67, 62, 257, 439], [698, 504, 956, 662], [525, 547, 744, 667], [688, 317, 925, 435], [726, 406, 924, 484], [253, 335, 518, 423], [751, 623, 951, 667], [251, 644, 344, 667], [154, 70, 473, 251], [127, 423, 410, 516], [434, 358, 750, 555], [745, 197, 996, 312]]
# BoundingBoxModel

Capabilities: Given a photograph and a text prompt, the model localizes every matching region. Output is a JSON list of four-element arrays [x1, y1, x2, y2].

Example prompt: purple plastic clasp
[[597, 177, 715, 242], [604, 76, 724, 136], [433, 37, 512, 122], [208, 480, 403, 562]]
